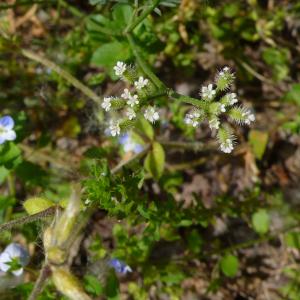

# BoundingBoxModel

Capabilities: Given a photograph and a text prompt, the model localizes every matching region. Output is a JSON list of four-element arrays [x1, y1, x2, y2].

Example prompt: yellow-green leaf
[[144, 142, 165, 179], [23, 197, 54, 215], [220, 254, 239, 277], [135, 117, 154, 140], [248, 129, 268, 160]]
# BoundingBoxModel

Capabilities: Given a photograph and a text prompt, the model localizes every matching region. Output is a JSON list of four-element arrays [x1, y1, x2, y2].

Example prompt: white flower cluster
[[101, 62, 160, 137], [184, 110, 201, 127], [220, 138, 234, 153], [184, 67, 255, 153], [243, 110, 255, 125], [201, 84, 216, 100]]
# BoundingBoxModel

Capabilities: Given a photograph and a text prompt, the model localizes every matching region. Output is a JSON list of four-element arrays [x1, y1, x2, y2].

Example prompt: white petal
[[1, 130, 16, 141]]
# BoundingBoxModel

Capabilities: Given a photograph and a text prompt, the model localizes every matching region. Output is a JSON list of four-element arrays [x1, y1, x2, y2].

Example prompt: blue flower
[[108, 258, 132, 274], [119, 133, 143, 154], [0, 116, 16, 145], [0, 243, 29, 276]]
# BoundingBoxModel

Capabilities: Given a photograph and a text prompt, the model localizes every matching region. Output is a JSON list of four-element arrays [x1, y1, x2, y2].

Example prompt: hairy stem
[[21, 49, 101, 104], [168, 90, 204, 108], [126, 33, 165, 89], [215, 223, 300, 255], [111, 144, 150, 174], [28, 264, 51, 300], [0, 206, 57, 233], [124, 0, 160, 34]]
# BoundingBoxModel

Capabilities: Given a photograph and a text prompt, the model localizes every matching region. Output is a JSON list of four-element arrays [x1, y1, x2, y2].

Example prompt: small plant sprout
[[144, 106, 159, 123], [134, 76, 149, 90], [0, 243, 29, 276], [113, 61, 127, 77], [0, 116, 16, 144], [108, 258, 132, 275]]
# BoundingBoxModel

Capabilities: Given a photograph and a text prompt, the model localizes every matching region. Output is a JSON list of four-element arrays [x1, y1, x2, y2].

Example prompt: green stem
[[21, 49, 101, 104], [168, 90, 204, 108], [215, 223, 300, 255], [126, 33, 165, 89], [0, 206, 57, 233], [158, 139, 217, 151], [60, 0, 85, 18], [4, 174, 16, 222], [111, 144, 150, 174], [0, 0, 55, 10], [124, 0, 160, 34], [28, 264, 51, 300]]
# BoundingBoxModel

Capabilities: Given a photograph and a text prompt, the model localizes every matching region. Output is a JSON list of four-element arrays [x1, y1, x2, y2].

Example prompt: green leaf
[[0, 143, 22, 169], [284, 84, 300, 106], [220, 254, 239, 277], [89, 0, 107, 5], [23, 197, 54, 215], [252, 209, 270, 234], [248, 129, 269, 160], [112, 4, 133, 29], [0, 166, 9, 184], [144, 142, 165, 179], [105, 271, 119, 298], [187, 229, 203, 254], [262, 47, 289, 81], [285, 232, 300, 249], [84, 275, 103, 296], [91, 42, 130, 68], [135, 117, 154, 140]]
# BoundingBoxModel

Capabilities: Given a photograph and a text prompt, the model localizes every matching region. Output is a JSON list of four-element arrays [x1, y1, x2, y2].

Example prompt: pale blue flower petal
[[108, 258, 132, 274], [0, 116, 14, 130]]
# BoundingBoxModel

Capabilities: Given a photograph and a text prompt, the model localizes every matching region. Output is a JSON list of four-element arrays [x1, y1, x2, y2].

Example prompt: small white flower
[[121, 88, 131, 99], [101, 97, 112, 112], [209, 118, 220, 130], [201, 84, 216, 100], [109, 120, 121, 136], [0, 243, 29, 277], [243, 110, 255, 125], [223, 66, 230, 72], [220, 138, 234, 153], [127, 94, 139, 107], [126, 108, 136, 120], [228, 93, 238, 105], [144, 106, 159, 123], [113, 61, 127, 77], [184, 110, 201, 127], [134, 76, 149, 90], [220, 104, 226, 113]]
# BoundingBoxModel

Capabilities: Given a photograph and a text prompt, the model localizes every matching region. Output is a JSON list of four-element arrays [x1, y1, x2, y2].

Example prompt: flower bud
[[51, 267, 92, 300]]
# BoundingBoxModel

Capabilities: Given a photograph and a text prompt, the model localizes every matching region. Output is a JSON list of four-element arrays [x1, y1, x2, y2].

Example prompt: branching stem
[[28, 264, 51, 300], [124, 0, 160, 34], [0, 206, 57, 233], [21, 49, 101, 104]]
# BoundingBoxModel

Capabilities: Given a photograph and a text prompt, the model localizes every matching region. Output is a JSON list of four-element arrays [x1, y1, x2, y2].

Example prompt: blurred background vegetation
[[1, 0, 300, 299]]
